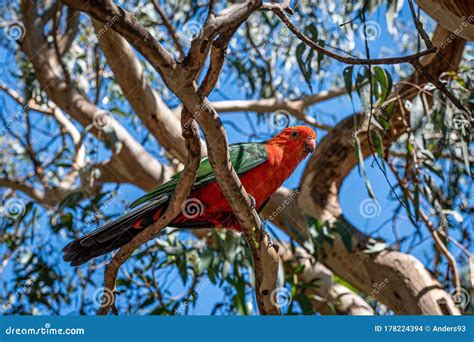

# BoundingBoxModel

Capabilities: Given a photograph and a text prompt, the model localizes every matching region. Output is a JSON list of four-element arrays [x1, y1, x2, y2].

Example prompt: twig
[[150, 0, 185, 59], [270, 6, 437, 65], [411, 60, 470, 116], [407, 0, 433, 49], [52, 3, 71, 85], [386, 158, 461, 297]]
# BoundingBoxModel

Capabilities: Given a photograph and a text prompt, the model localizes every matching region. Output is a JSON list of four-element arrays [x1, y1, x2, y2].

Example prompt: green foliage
[[0, 0, 471, 317]]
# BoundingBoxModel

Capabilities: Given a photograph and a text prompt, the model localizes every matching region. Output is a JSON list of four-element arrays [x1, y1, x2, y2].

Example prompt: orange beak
[[304, 137, 316, 153]]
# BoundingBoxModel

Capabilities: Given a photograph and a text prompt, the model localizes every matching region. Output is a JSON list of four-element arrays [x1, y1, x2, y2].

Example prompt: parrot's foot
[[248, 194, 256, 210]]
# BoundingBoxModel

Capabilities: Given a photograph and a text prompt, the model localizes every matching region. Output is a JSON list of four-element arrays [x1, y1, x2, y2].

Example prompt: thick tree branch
[[93, 19, 197, 162], [64, 0, 281, 315], [279, 245, 375, 315], [21, 0, 174, 191], [209, 88, 348, 130], [289, 25, 465, 314]]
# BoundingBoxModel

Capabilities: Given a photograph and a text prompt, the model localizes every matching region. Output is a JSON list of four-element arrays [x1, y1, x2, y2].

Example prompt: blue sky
[[0, 3, 471, 315]]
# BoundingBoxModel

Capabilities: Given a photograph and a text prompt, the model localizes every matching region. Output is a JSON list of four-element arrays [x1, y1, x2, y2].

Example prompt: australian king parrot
[[63, 126, 316, 265]]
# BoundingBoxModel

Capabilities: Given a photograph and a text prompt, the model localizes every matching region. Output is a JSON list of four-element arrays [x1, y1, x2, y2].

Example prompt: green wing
[[128, 143, 268, 209]]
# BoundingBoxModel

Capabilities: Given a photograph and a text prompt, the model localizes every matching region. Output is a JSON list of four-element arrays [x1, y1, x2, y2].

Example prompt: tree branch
[[209, 87, 349, 130], [64, 0, 281, 314], [150, 0, 185, 59], [279, 245, 375, 315], [269, 5, 437, 65], [93, 19, 198, 162], [21, 0, 174, 191], [97, 108, 202, 315]]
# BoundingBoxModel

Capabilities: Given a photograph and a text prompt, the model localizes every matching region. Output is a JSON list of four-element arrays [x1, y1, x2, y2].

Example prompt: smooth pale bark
[[279, 245, 375, 315], [21, 2, 173, 191], [93, 20, 202, 162], [262, 26, 465, 314]]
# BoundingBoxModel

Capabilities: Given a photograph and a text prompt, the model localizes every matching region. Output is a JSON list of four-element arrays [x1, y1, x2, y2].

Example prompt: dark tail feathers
[[62, 196, 168, 266]]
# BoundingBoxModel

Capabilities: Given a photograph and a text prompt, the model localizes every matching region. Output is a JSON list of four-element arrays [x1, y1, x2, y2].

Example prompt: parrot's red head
[[269, 126, 316, 159]]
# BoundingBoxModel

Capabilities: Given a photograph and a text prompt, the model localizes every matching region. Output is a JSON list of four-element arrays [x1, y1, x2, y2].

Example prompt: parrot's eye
[[290, 131, 299, 138]]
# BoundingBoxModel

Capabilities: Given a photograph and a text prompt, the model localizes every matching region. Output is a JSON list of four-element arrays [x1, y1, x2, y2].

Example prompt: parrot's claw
[[265, 232, 273, 247], [266, 232, 279, 252], [248, 194, 256, 210]]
